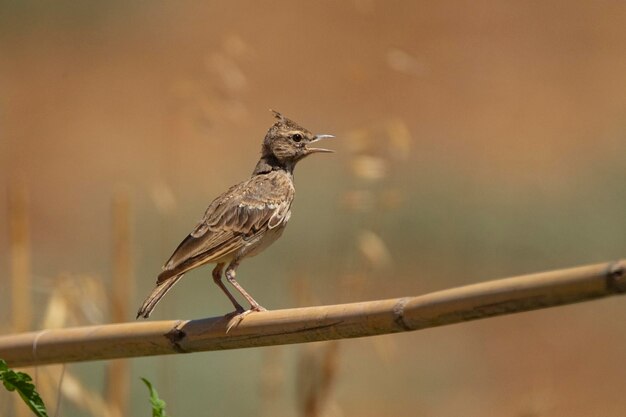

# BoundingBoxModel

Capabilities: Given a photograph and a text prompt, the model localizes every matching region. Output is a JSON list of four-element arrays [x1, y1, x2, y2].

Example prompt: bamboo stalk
[[0, 260, 624, 367]]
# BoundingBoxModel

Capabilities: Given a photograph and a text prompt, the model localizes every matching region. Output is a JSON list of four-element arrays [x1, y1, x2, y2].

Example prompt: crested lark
[[137, 111, 333, 319]]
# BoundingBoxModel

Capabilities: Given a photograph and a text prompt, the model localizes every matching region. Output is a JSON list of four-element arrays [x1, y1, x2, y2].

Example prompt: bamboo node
[[165, 321, 188, 353], [392, 297, 411, 331], [607, 260, 626, 293]]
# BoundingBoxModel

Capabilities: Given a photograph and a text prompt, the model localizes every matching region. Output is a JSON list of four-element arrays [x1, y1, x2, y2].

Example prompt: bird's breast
[[239, 215, 289, 259]]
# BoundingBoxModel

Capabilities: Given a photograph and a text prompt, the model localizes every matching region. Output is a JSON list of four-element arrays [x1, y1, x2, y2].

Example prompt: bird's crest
[[269, 109, 301, 130], [270, 109, 285, 122]]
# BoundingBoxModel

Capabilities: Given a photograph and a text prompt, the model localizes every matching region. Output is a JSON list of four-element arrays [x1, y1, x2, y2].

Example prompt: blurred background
[[2, 1, 626, 416]]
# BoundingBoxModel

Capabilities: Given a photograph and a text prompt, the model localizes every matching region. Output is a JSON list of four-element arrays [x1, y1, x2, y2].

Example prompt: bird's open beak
[[306, 134, 335, 154]]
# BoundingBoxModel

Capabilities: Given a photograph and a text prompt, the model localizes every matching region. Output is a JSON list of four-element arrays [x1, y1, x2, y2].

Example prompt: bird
[[136, 110, 334, 319]]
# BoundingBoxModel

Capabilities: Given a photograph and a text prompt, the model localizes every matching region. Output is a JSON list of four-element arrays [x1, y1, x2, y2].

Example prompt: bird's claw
[[225, 306, 267, 333]]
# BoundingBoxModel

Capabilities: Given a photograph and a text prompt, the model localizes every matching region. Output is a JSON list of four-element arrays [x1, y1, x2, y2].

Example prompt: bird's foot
[[225, 305, 268, 333]]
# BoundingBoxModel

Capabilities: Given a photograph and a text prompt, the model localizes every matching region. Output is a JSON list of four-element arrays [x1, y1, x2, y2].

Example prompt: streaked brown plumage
[[136, 111, 334, 319]]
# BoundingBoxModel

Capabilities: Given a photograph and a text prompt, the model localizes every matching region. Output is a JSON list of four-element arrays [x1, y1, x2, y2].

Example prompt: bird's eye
[[292, 133, 303, 142]]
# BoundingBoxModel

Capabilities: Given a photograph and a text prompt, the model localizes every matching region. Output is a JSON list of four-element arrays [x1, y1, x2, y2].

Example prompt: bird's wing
[[159, 172, 294, 282]]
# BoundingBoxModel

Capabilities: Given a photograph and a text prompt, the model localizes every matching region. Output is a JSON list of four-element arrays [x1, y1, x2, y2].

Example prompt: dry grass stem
[[8, 186, 33, 417], [297, 341, 341, 417], [105, 192, 134, 417], [9, 186, 32, 334]]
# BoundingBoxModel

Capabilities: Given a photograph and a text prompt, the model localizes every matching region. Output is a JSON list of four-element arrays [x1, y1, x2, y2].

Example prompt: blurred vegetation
[[2, 1, 626, 416]]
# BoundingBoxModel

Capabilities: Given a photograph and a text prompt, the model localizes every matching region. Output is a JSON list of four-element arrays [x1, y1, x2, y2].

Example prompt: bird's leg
[[224, 261, 268, 333], [212, 263, 244, 313], [225, 261, 267, 312]]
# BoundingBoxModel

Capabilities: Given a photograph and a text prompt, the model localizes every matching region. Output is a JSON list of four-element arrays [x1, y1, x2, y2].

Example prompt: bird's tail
[[136, 274, 184, 319]]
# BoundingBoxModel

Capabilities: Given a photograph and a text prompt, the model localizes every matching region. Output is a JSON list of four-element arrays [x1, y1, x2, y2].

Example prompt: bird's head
[[261, 110, 334, 168]]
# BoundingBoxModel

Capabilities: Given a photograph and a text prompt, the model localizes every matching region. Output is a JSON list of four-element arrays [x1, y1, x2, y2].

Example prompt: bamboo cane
[[0, 260, 624, 367]]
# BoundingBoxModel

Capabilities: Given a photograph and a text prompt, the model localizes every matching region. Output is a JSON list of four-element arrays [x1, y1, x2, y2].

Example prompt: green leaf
[[141, 377, 169, 417], [0, 359, 49, 417]]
